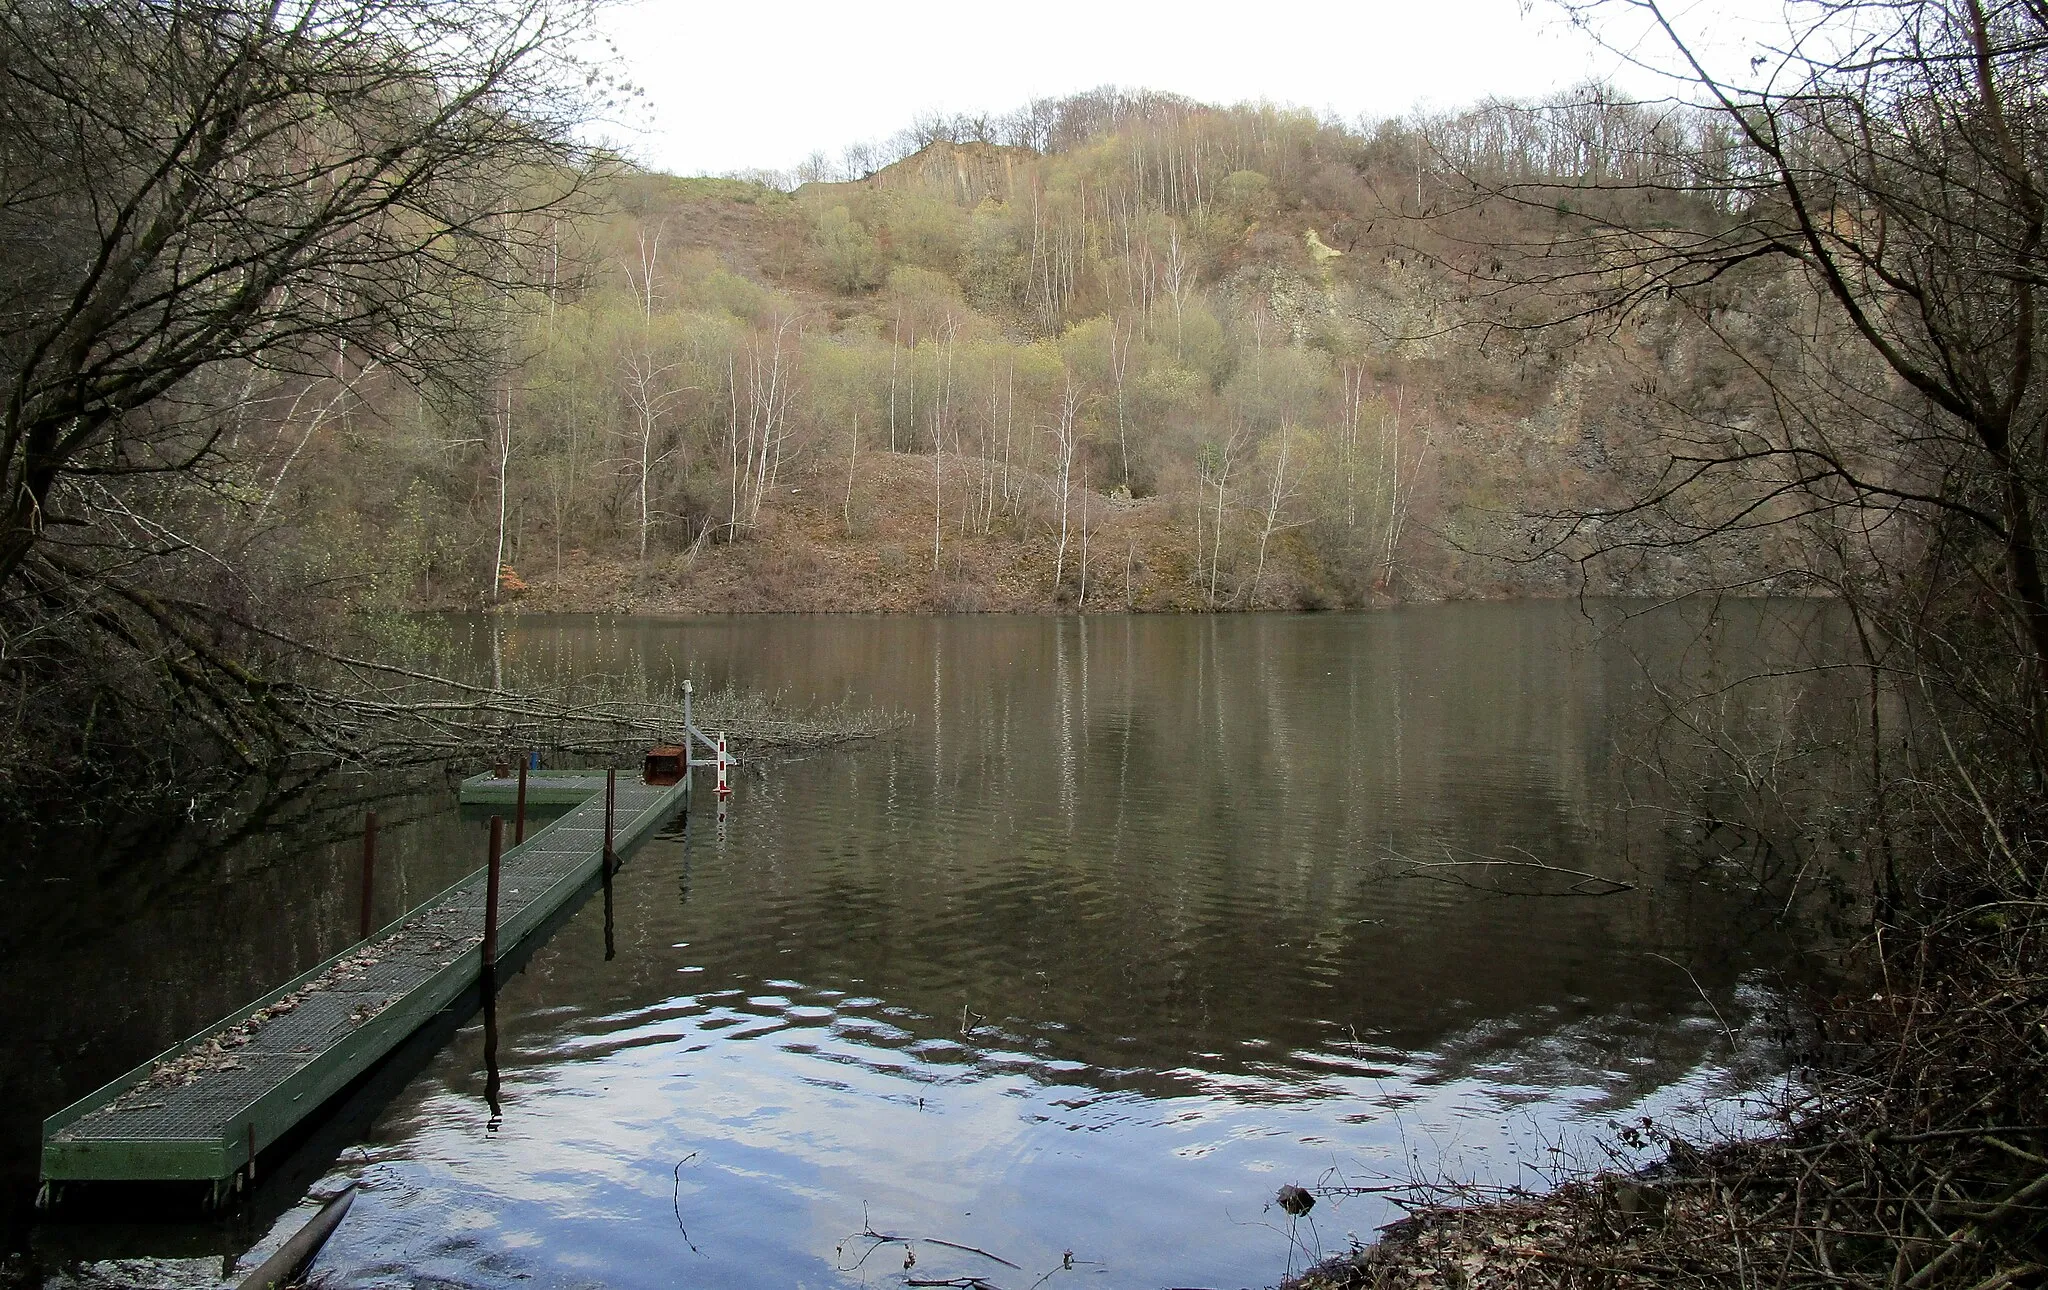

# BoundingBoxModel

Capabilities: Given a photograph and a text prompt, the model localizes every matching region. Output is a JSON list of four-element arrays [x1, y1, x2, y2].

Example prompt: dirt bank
[[485, 452, 1577, 616]]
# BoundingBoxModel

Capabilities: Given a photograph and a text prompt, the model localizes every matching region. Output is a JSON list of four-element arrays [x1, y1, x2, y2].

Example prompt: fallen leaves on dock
[[91, 907, 485, 1115]]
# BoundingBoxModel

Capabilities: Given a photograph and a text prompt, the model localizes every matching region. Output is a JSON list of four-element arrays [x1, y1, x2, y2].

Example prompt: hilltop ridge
[[799, 139, 1038, 206]]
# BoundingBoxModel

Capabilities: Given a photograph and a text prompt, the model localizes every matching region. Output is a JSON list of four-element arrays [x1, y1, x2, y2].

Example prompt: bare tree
[[1078, 457, 1092, 606], [1422, 8, 2048, 1277], [844, 412, 860, 537], [930, 315, 958, 572], [618, 227, 688, 568], [1250, 420, 1302, 605], [1200, 425, 1251, 608], [841, 140, 880, 180], [795, 150, 837, 185], [1050, 376, 1083, 592], [1368, 384, 1426, 592], [493, 382, 515, 600], [1108, 318, 1134, 491], [1162, 228, 1193, 358], [1444, 0, 2048, 755], [0, 0, 598, 786]]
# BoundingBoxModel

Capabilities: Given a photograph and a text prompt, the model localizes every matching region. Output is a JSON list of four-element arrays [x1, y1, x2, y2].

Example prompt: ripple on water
[[263, 608, 1841, 1290]]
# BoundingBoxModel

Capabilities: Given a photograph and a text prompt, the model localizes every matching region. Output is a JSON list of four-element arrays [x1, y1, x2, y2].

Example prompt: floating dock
[[456, 768, 625, 807], [39, 768, 690, 1206]]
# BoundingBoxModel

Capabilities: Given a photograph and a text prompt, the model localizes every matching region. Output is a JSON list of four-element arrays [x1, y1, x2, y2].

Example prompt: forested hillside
[[308, 89, 1795, 613]]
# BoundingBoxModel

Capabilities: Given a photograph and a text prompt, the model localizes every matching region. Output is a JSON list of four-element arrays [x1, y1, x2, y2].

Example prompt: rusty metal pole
[[359, 811, 379, 942], [604, 768, 617, 876], [514, 758, 528, 844], [483, 816, 503, 972]]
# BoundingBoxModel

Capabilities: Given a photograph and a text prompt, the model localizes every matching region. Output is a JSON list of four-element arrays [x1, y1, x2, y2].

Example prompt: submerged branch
[[1388, 846, 1636, 897], [273, 671, 903, 768]]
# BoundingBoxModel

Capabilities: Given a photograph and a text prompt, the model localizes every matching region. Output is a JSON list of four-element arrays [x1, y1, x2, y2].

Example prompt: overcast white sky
[[591, 0, 1737, 178]]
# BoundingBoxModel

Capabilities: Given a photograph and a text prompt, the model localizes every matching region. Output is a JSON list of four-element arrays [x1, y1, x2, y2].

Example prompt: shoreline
[[1282, 938, 2046, 1289], [441, 575, 1823, 619], [437, 453, 1804, 618]]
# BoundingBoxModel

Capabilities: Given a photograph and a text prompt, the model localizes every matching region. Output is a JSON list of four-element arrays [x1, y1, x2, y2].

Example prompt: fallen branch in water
[[920, 1239, 1022, 1269], [850, 1225, 1020, 1271], [152, 619, 908, 769], [837, 1205, 1024, 1275], [1390, 844, 1634, 897], [671, 1153, 702, 1256], [281, 673, 899, 766], [257, 657, 901, 770]]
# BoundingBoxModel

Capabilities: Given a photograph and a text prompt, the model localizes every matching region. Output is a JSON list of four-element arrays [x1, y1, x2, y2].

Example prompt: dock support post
[[359, 811, 378, 942], [602, 811, 616, 961], [604, 768, 617, 876], [483, 817, 503, 972], [514, 758, 528, 844]]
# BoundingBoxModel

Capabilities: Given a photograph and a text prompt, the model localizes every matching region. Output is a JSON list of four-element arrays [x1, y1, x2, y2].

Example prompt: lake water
[[8, 603, 1863, 1289]]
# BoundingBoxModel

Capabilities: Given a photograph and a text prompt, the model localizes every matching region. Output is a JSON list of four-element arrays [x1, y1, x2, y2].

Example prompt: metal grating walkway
[[40, 771, 689, 1201]]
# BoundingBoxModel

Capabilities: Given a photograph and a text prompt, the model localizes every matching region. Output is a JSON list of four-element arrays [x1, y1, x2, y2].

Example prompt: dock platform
[[458, 767, 621, 807], [39, 769, 689, 1205]]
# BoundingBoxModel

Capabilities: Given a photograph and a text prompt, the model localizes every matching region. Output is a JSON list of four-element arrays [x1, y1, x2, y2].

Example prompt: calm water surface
[[10, 604, 1860, 1288]]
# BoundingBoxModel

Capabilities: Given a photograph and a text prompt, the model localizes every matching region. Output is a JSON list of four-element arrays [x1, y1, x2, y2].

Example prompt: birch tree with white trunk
[[1049, 376, 1083, 593]]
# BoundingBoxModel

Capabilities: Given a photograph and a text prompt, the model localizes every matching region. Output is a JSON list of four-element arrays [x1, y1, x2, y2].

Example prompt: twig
[[1902, 1171, 2048, 1289], [922, 1238, 1021, 1269], [1648, 952, 1740, 1052], [1393, 852, 1634, 896], [671, 1154, 702, 1255], [839, 1211, 1023, 1275]]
